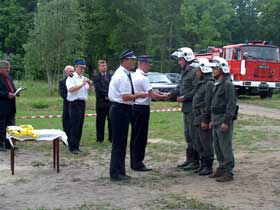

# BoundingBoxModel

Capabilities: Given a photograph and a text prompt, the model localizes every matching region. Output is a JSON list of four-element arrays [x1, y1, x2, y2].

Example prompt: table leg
[[56, 138, 60, 173], [10, 138, 15, 175], [53, 139, 56, 169]]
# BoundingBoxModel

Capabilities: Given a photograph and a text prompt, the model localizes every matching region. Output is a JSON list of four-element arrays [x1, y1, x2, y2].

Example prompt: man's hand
[[136, 92, 149, 99], [220, 123, 229, 132], [177, 96, 184, 103], [200, 122, 209, 130], [209, 122, 213, 129], [8, 93, 15, 99]]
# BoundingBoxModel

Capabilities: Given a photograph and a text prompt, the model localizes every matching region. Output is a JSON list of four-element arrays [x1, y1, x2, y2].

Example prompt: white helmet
[[171, 47, 195, 62], [210, 56, 230, 73], [190, 58, 212, 73]]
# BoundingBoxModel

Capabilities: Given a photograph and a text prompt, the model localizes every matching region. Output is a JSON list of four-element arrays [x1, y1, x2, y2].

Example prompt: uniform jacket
[[171, 65, 197, 113], [94, 72, 112, 109], [59, 77, 68, 101], [192, 75, 214, 125], [0, 75, 16, 115], [211, 79, 237, 125]]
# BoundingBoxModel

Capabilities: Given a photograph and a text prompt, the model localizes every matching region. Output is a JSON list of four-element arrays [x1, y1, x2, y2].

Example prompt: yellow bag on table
[[7, 125, 40, 138]]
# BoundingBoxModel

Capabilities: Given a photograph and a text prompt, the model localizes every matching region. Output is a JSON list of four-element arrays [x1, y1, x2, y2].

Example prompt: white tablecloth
[[6, 129, 68, 147]]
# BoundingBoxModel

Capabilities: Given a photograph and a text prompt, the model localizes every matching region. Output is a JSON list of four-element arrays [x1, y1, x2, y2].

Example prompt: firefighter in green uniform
[[169, 47, 199, 170], [209, 56, 237, 182], [191, 58, 215, 176]]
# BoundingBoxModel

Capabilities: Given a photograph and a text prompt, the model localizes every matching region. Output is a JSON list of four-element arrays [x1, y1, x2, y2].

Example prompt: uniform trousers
[[212, 122, 235, 174], [62, 100, 71, 141], [96, 101, 111, 142], [0, 112, 15, 148], [130, 104, 150, 169], [109, 102, 132, 178], [68, 100, 85, 151], [194, 125, 214, 167]]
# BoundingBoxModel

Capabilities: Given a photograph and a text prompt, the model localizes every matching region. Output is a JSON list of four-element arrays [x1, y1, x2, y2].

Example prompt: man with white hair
[[0, 60, 16, 151], [58, 65, 74, 144]]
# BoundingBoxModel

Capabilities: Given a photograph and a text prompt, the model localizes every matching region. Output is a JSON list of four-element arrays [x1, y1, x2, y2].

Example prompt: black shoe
[[70, 149, 80, 155], [110, 174, 131, 181], [177, 160, 191, 168], [183, 162, 200, 171], [133, 166, 152, 172], [96, 140, 103, 143], [198, 167, 213, 176], [194, 166, 204, 174]]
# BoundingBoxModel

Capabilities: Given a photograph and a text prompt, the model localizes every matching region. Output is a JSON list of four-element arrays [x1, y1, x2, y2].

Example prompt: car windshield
[[147, 73, 172, 83], [243, 46, 280, 61]]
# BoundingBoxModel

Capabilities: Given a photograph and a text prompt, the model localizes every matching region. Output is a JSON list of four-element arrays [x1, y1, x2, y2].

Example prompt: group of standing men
[[171, 47, 237, 182], [58, 47, 237, 183]]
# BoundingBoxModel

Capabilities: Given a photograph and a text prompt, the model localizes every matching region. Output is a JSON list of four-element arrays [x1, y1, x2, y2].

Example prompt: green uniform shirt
[[211, 79, 237, 125]]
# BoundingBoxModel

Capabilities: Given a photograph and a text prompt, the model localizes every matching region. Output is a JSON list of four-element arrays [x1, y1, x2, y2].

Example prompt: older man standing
[[59, 65, 74, 143], [0, 60, 17, 151], [66, 60, 93, 154], [108, 49, 148, 181]]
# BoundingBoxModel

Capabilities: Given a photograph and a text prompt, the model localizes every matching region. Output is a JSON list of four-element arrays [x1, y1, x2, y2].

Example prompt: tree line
[[0, 0, 279, 92]]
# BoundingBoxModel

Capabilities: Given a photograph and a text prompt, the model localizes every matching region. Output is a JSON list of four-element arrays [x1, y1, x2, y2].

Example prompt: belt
[[111, 102, 133, 108], [133, 104, 149, 107], [69, 99, 85, 103]]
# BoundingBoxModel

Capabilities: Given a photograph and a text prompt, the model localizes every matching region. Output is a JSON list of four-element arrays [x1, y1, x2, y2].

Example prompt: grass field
[[6, 80, 280, 210]]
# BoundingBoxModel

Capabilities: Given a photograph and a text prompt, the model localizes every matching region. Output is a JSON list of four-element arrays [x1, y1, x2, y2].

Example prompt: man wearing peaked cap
[[74, 59, 87, 67], [130, 55, 168, 172], [108, 49, 148, 181], [119, 48, 137, 60], [66, 59, 93, 155]]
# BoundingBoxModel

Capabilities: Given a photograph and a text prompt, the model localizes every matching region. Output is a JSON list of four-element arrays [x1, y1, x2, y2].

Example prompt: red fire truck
[[196, 42, 280, 98]]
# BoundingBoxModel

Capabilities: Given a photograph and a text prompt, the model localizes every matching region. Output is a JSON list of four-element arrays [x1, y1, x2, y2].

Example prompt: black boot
[[183, 150, 200, 171], [199, 159, 213, 176], [194, 159, 205, 173], [177, 148, 193, 168]]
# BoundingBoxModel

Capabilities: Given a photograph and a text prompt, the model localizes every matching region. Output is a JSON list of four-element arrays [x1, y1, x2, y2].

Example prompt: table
[[6, 129, 68, 175]]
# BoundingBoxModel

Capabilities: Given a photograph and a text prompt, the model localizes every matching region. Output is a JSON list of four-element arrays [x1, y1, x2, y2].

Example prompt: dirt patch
[[239, 103, 280, 119], [0, 140, 280, 210]]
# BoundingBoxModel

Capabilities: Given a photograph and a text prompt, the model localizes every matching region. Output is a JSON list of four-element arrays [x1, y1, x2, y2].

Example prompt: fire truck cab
[[222, 41, 280, 98]]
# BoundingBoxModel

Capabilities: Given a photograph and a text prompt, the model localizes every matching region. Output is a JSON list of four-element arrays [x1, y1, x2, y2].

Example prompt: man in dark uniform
[[209, 56, 237, 182], [108, 49, 148, 181], [58, 65, 74, 143], [169, 47, 199, 171], [130, 55, 168, 171], [0, 60, 17, 151], [93, 60, 112, 143], [191, 58, 215, 176]]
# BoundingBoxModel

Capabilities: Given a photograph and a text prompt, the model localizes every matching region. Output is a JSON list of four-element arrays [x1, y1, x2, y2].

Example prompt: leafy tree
[[144, 0, 183, 72], [228, 0, 260, 43], [258, 0, 280, 45], [181, 0, 233, 50], [24, 0, 84, 93]]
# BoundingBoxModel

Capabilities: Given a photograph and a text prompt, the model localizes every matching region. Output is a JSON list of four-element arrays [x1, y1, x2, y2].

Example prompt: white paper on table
[[6, 128, 68, 147]]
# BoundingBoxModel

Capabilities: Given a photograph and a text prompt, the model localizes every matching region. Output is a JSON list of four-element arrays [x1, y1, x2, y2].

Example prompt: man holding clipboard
[[0, 60, 21, 151]]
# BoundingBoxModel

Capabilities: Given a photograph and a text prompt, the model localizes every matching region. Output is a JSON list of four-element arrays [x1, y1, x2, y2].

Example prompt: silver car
[[147, 72, 177, 93]]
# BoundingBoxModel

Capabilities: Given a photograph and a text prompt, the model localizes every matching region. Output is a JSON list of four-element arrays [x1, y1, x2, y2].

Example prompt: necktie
[[3, 76, 14, 93], [127, 72, 135, 94]]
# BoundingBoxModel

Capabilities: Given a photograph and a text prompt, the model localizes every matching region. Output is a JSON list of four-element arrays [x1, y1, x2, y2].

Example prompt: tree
[[258, 0, 280, 45], [181, 0, 233, 50], [24, 0, 84, 93]]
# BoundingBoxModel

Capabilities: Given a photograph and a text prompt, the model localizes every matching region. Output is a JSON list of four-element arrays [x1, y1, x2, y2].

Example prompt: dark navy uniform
[[94, 72, 112, 142]]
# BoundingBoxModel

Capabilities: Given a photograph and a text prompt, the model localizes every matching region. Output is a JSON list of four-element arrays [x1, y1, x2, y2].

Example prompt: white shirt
[[66, 72, 90, 101], [108, 65, 133, 105], [133, 69, 152, 105]]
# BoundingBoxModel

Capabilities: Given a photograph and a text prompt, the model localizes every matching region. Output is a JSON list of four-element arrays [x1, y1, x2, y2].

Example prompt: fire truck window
[[225, 48, 232, 60], [234, 48, 241, 60]]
